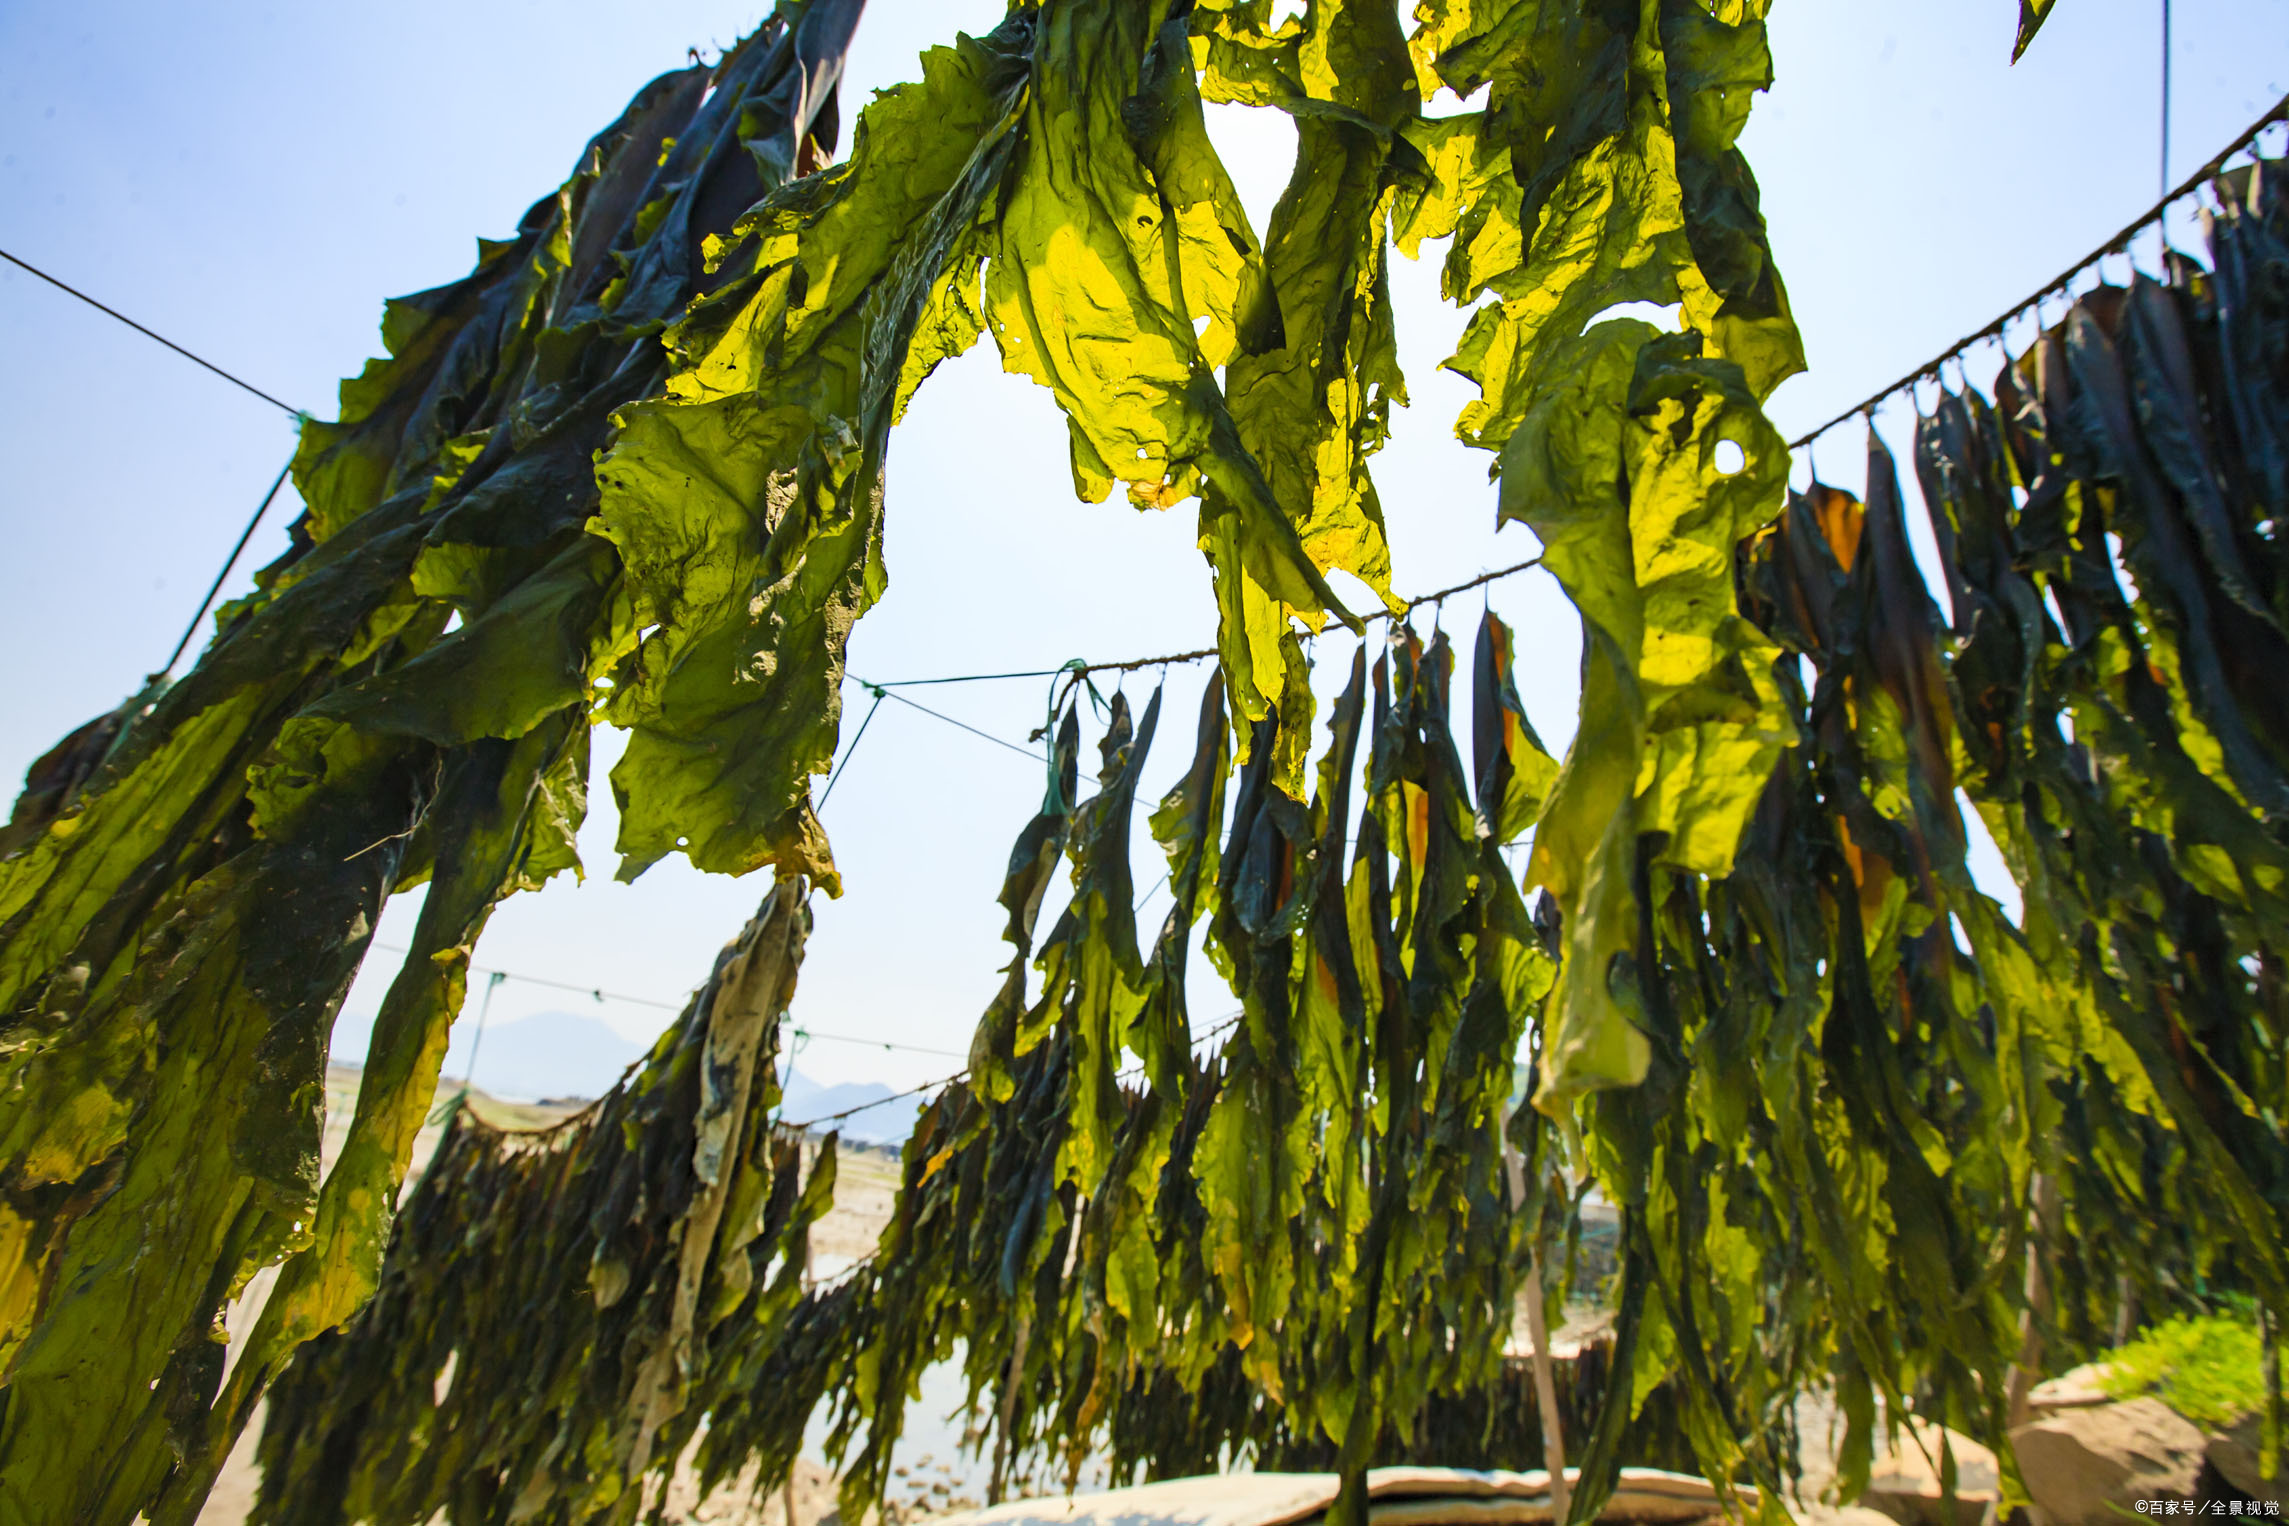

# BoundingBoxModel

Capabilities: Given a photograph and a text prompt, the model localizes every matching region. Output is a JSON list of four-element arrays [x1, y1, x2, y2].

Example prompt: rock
[[2011, 1397, 2207, 1525], [1860, 1421, 2000, 1526], [2027, 1363, 2121, 1416], [2205, 1413, 2285, 1509]]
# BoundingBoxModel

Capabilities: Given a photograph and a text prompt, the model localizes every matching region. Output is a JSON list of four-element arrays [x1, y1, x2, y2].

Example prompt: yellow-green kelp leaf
[[2013, 0, 2059, 61], [597, 21, 1029, 882], [1505, 321, 1790, 1114]]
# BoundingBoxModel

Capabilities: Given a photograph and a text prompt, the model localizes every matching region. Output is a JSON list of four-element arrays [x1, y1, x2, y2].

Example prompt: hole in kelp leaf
[[442, 609, 463, 635], [2105, 531, 2145, 604], [1958, 787, 2022, 923], [1586, 300, 1680, 331], [1199, 102, 1296, 244], [1712, 439, 1747, 476], [2041, 585, 2070, 639], [1426, 79, 1491, 115]]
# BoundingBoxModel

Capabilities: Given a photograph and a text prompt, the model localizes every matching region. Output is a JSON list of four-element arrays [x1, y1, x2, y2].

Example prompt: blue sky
[[3, 0, 2285, 1092]]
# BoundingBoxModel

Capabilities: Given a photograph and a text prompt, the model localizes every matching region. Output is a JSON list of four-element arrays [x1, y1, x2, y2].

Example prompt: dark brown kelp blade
[[255, 875, 827, 1526]]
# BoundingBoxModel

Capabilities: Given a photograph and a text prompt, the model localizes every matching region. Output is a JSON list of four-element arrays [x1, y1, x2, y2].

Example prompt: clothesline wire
[[816, 684, 887, 812], [782, 1010, 1246, 1133], [157, 453, 296, 680], [370, 942, 968, 1060], [0, 247, 312, 680], [848, 552, 1549, 694], [873, 667, 1069, 688], [845, 676, 1049, 760], [1785, 90, 2289, 455], [0, 246, 306, 416]]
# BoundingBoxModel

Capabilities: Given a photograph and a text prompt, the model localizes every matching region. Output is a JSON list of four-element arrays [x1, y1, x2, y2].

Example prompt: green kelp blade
[[981, 0, 1361, 739], [598, 15, 1029, 883], [151, 717, 589, 1523], [1472, 610, 1560, 845], [2012, 0, 2059, 61]]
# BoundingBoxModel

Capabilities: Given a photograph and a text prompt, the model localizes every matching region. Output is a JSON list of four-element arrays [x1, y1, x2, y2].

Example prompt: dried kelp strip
[[255, 875, 831, 1526]]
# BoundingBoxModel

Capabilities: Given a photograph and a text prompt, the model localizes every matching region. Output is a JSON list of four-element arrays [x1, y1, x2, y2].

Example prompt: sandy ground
[[197, 1067, 905, 1526]]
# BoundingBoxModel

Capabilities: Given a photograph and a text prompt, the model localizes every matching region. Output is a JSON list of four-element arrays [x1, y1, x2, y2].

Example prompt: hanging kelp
[[254, 875, 833, 1526], [789, 629, 1556, 1522], [598, 0, 1813, 799], [1247, 122, 2282, 1526], [0, 10, 865, 1521], [260, 624, 1563, 1526], [1533, 156, 2289, 1523], [1903, 164, 2289, 1320], [3, 0, 1817, 1518]]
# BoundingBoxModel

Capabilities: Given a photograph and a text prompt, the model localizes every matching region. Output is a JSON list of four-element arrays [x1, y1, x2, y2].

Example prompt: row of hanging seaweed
[[251, 141, 2289, 1526], [0, 0, 2259, 1521], [0, 0, 1831, 1516]]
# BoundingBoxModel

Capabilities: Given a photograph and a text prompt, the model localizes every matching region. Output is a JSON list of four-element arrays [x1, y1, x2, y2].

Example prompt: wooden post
[[2003, 1173, 2060, 1432], [1507, 1146, 1571, 1524], [990, 1304, 1032, 1506], [785, 1137, 811, 1526]]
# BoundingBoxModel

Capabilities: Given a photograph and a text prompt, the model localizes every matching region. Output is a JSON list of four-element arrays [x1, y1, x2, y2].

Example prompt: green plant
[[2104, 1314, 2267, 1432]]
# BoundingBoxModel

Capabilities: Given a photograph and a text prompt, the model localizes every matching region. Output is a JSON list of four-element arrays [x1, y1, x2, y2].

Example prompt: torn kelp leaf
[[1501, 320, 1791, 1112], [597, 12, 1024, 881], [1426, 0, 1804, 456], [1193, 0, 1416, 733]]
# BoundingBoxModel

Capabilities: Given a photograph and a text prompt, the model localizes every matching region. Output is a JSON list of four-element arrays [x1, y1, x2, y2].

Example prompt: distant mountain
[[779, 1069, 924, 1146], [330, 1009, 648, 1103], [444, 1011, 650, 1101], [330, 1007, 926, 1140]]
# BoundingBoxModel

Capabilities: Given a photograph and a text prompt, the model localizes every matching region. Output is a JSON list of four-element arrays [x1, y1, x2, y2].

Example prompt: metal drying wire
[[1, 246, 306, 416], [852, 552, 1548, 694], [1785, 90, 2289, 454], [780, 1010, 1246, 1133], [369, 942, 969, 1062]]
